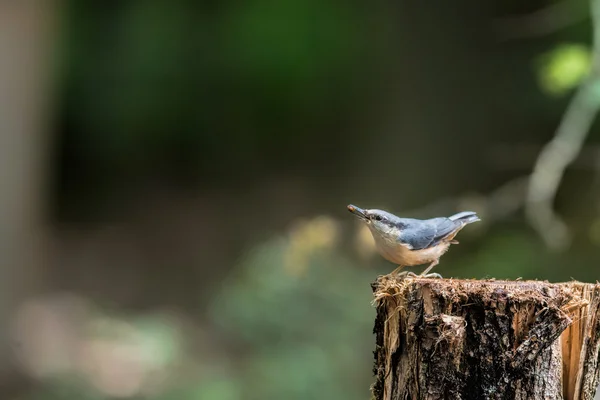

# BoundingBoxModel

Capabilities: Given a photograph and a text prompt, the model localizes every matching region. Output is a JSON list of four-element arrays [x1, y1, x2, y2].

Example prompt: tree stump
[[371, 277, 600, 400]]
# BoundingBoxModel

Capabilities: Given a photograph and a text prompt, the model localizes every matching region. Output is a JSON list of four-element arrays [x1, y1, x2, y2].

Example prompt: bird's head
[[347, 204, 402, 238]]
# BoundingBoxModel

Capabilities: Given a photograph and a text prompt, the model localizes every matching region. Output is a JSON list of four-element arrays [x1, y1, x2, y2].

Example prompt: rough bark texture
[[371, 277, 600, 400]]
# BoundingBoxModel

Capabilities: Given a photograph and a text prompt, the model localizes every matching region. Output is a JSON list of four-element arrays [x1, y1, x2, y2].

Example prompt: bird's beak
[[347, 204, 368, 221]]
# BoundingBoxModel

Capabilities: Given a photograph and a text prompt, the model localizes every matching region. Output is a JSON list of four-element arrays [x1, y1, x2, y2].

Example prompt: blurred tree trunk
[[0, 0, 57, 386], [371, 277, 600, 400]]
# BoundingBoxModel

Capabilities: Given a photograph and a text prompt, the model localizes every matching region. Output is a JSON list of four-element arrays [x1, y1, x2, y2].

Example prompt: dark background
[[1, 0, 599, 399]]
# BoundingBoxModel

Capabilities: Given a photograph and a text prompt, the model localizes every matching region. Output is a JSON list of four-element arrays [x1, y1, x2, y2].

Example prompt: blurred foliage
[[536, 43, 591, 96], [15, 297, 186, 399], [210, 217, 375, 400], [20, 218, 376, 400]]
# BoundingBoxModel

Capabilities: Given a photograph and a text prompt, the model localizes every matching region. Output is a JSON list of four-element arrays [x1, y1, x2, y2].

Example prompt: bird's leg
[[419, 259, 442, 278], [390, 265, 404, 275], [450, 240, 459, 245]]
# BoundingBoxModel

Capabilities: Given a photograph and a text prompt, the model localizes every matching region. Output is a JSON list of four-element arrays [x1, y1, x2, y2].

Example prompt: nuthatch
[[347, 204, 480, 278]]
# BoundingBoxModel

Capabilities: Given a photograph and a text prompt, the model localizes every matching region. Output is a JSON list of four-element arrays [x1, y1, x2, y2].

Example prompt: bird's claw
[[390, 270, 443, 279], [420, 272, 443, 279]]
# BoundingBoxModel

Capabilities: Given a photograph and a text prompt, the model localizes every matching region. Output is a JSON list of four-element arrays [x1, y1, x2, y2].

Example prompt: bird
[[347, 204, 480, 278]]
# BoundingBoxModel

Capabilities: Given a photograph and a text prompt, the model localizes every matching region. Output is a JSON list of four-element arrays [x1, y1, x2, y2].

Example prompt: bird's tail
[[449, 211, 480, 225]]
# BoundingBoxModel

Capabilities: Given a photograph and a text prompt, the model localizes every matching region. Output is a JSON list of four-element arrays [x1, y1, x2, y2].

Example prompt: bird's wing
[[399, 218, 460, 250]]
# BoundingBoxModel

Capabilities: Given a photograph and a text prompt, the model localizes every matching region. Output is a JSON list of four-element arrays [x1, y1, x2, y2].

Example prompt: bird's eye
[[374, 215, 382, 221]]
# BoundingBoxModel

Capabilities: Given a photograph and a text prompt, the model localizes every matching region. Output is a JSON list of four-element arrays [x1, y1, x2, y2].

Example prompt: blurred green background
[[1, 0, 600, 399]]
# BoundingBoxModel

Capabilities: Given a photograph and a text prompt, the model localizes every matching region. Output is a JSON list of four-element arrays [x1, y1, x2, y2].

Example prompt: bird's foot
[[419, 272, 443, 279], [392, 271, 443, 279], [395, 271, 418, 279]]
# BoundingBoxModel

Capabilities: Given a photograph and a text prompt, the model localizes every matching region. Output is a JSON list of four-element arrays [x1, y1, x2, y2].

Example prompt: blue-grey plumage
[[347, 204, 480, 277]]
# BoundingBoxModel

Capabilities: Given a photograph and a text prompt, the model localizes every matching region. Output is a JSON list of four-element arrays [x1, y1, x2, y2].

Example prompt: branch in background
[[403, 176, 529, 224], [525, 0, 600, 251], [487, 144, 600, 171]]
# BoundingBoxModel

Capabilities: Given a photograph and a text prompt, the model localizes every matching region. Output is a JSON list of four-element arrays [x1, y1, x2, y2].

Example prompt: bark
[[371, 277, 600, 400]]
